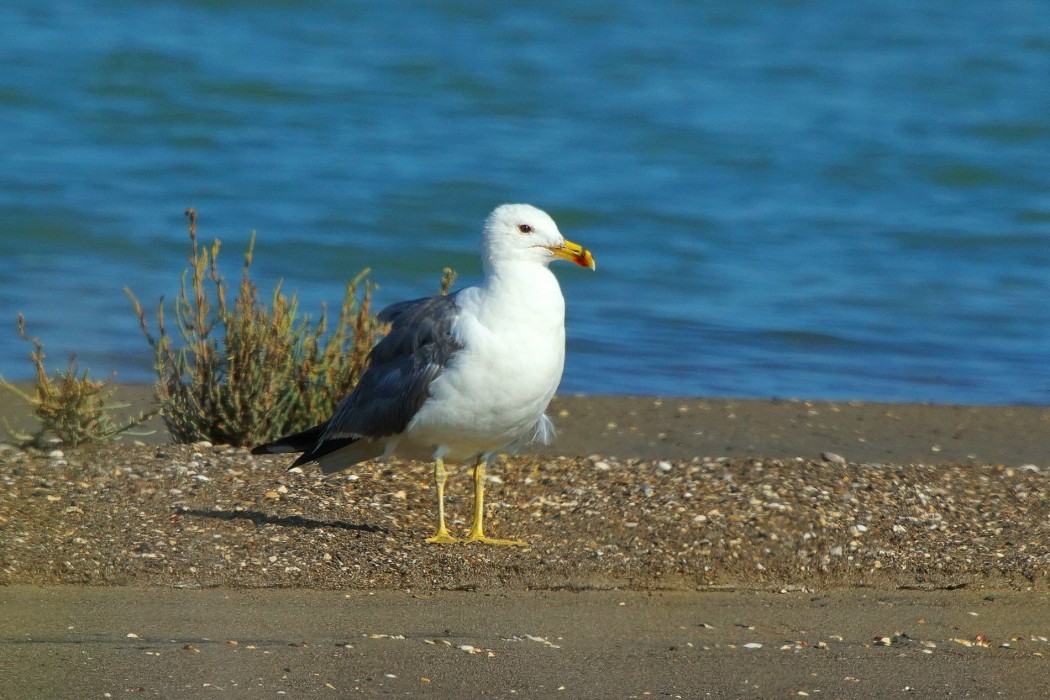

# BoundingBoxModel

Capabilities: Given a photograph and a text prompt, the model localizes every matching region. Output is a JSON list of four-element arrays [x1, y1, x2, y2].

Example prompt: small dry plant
[[439, 266, 456, 295], [0, 314, 155, 447], [126, 209, 384, 447]]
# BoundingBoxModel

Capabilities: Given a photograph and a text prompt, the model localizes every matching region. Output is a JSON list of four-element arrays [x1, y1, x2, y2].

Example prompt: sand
[[2, 390, 1050, 697], [6, 586, 1050, 698]]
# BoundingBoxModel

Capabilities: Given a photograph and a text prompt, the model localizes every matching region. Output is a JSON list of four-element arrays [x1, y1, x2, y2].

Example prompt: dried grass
[[5, 209, 457, 449], [126, 209, 386, 447], [0, 314, 155, 447]]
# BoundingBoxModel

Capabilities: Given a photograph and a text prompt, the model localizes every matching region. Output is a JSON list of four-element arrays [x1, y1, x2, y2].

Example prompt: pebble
[[523, 634, 561, 648]]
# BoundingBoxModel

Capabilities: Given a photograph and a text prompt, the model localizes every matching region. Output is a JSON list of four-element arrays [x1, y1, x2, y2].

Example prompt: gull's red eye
[[517, 224, 532, 234]]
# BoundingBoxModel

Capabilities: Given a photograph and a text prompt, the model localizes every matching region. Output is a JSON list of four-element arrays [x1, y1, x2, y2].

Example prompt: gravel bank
[[2, 441, 1047, 591]]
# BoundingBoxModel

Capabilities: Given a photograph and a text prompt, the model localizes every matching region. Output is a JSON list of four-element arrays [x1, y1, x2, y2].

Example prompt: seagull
[[252, 204, 595, 545]]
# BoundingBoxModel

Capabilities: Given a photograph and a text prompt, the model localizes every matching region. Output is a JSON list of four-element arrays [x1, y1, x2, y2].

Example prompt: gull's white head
[[481, 203, 596, 272]]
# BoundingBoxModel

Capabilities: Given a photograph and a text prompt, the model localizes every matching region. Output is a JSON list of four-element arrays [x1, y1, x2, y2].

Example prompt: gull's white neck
[[477, 260, 565, 327]]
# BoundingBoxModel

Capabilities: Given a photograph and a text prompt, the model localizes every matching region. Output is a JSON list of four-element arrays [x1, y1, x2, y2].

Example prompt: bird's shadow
[[184, 509, 384, 533]]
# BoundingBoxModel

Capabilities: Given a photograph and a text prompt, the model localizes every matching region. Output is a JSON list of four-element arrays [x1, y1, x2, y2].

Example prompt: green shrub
[[0, 314, 155, 447]]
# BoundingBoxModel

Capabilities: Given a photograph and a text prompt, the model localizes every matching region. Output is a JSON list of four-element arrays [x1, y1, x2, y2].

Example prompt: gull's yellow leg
[[425, 458, 459, 544], [466, 456, 525, 546]]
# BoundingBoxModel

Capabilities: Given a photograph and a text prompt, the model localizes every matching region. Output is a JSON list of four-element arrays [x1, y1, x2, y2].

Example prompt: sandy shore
[[5, 586, 1050, 698], [2, 391, 1050, 697]]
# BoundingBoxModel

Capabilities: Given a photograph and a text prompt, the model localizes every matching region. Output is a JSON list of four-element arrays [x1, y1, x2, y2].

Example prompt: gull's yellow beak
[[548, 239, 596, 270]]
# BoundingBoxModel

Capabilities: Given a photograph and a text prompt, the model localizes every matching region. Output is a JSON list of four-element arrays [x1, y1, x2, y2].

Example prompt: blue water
[[1, 1, 1048, 404]]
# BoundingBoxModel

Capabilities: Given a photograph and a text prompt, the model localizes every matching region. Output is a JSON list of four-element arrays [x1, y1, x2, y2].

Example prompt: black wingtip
[[289, 437, 361, 469], [250, 423, 328, 458], [290, 451, 315, 468]]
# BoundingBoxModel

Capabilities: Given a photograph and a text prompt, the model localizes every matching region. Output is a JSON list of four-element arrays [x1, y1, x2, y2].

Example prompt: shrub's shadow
[[185, 509, 383, 533]]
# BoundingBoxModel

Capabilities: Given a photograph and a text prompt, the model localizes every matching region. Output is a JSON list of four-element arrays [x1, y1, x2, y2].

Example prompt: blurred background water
[[1, 1, 1048, 404]]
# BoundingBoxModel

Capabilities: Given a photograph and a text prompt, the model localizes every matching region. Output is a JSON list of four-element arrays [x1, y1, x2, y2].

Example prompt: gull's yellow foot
[[465, 528, 526, 546], [466, 535, 526, 546], [425, 457, 459, 544], [426, 527, 461, 544], [464, 457, 525, 545]]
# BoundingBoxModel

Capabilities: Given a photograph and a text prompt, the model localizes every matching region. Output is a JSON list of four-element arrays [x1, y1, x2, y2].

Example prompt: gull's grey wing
[[252, 291, 466, 469], [315, 291, 465, 446]]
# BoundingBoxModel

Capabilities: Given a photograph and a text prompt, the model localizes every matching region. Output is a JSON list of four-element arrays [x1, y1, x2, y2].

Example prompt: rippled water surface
[[1, 1, 1048, 403]]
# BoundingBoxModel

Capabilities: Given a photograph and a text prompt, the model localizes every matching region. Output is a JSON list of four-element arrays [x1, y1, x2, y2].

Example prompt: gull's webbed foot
[[425, 457, 459, 544], [464, 456, 525, 546], [426, 527, 461, 544], [465, 531, 526, 546]]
